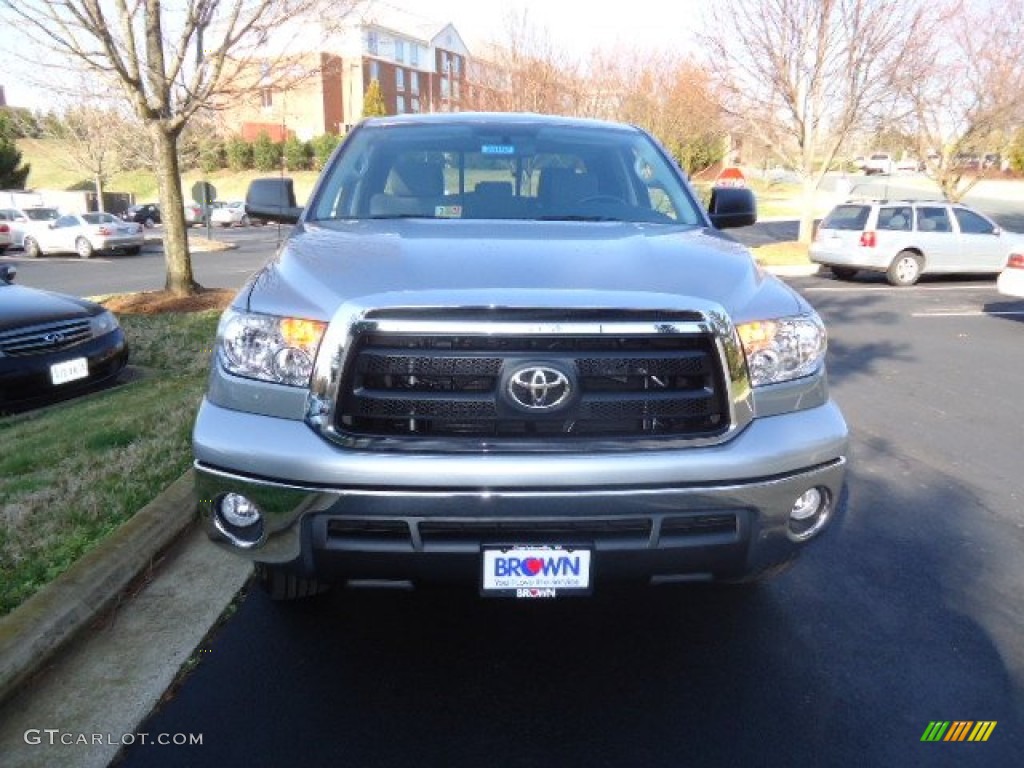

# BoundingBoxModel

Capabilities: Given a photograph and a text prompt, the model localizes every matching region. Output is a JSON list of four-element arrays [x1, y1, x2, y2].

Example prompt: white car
[[0, 213, 12, 253], [0, 206, 60, 249], [997, 253, 1024, 298], [22, 212, 144, 259], [210, 201, 254, 227]]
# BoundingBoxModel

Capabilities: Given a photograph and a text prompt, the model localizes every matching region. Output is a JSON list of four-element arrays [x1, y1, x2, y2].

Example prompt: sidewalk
[[0, 473, 251, 768]]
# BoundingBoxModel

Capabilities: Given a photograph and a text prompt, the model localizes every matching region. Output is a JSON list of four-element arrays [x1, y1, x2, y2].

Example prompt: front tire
[[144, 217, 155, 228], [887, 250, 923, 286], [255, 563, 330, 601], [76, 237, 94, 259], [23, 237, 41, 258]]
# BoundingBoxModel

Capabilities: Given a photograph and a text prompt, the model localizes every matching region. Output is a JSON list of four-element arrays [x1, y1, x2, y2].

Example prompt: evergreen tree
[[0, 113, 31, 188], [362, 79, 387, 118]]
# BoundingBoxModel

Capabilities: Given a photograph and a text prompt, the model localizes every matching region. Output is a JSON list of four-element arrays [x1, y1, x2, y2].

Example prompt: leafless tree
[[0, 0, 359, 296], [466, 9, 585, 116], [701, 0, 932, 243], [900, 0, 1024, 200]]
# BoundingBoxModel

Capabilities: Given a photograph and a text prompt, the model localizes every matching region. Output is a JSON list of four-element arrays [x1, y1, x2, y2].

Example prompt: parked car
[[893, 156, 922, 173], [810, 199, 1020, 286], [22, 212, 144, 259], [121, 203, 161, 228], [210, 201, 257, 227], [194, 112, 849, 601], [0, 264, 129, 412], [0, 206, 60, 249], [0, 212, 11, 253], [997, 252, 1024, 298], [184, 202, 212, 227], [862, 153, 893, 175]]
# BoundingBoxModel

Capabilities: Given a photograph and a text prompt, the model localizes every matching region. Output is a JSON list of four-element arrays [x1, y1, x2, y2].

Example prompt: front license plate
[[50, 357, 89, 385], [482, 546, 592, 598]]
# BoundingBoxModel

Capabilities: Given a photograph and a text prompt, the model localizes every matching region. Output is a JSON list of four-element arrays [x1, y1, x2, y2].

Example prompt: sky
[[374, 0, 704, 56], [0, 0, 705, 110]]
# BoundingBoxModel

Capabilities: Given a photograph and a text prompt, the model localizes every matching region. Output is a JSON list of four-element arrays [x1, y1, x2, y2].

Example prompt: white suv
[[810, 200, 1020, 285]]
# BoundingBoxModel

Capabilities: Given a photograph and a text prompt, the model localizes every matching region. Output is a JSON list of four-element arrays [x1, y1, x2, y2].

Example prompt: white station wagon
[[810, 200, 1020, 286]]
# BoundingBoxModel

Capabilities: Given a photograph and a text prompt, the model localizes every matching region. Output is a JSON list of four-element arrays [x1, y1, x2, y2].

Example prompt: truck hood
[[243, 220, 807, 323]]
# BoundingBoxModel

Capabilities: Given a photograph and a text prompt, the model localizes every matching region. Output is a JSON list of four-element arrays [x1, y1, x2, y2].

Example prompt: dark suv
[[120, 203, 161, 228]]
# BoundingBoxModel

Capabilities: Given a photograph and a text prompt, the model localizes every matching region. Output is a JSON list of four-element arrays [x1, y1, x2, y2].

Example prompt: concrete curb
[[0, 470, 196, 706]]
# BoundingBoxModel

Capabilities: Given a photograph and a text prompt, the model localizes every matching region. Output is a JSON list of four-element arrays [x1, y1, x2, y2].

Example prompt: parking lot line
[[911, 310, 1024, 317], [804, 284, 996, 293]]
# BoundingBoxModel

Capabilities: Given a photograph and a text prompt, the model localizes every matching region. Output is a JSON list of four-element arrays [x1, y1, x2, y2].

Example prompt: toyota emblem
[[44, 332, 66, 345], [507, 366, 572, 411]]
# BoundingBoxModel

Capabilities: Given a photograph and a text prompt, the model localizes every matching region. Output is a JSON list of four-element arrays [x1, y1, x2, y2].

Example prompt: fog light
[[788, 487, 831, 541], [213, 493, 265, 548]]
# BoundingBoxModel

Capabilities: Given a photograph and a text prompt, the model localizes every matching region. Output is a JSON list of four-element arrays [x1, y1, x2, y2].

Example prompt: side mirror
[[0, 264, 16, 284], [246, 178, 304, 225], [708, 187, 757, 229]]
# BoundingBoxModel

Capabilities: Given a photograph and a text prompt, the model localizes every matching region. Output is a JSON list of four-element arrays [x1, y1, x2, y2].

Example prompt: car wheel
[[144, 217, 155, 228], [23, 237, 41, 258], [831, 266, 858, 281], [124, 246, 141, 256], [255, 563, 329, 601], [76, 237, 94, 259], [887, 250, 923, 286]]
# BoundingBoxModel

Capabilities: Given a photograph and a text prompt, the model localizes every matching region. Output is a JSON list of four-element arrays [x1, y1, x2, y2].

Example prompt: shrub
[[283, 136, 311, 171], [198, 138, 226, 173], [226, 135, 253, 171], [252, 131, 282, 172], [310, 132, 343, 170]]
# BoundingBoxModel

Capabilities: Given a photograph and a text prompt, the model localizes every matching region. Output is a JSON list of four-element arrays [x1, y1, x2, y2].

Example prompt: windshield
[[25, 208, 59, 221], [308, 120, 703, 226]]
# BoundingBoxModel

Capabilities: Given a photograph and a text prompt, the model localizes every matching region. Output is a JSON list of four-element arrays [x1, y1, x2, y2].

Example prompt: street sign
[[191, 181, 217, 206], [715, 167, 747, 188]]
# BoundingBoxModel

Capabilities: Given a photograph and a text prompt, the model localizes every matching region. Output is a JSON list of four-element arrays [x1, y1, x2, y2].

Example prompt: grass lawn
[[0, 301, 227, 616]]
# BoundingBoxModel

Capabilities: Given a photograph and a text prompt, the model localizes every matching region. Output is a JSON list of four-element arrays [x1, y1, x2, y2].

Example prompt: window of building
[[396, 68, 405, 91], [410, 45, 419, 66], [411, 96, 420, 113], [440, 78, 450, 98], [452, 80, 460, 100], [394, 39, 405, 63], [260, 87, 273, 109], [410, 71, 419, 95], [397, 95, 406, 114], [369, 60, 380, 80], [367, 30, 379, 55], [452, 55, 461, 76]]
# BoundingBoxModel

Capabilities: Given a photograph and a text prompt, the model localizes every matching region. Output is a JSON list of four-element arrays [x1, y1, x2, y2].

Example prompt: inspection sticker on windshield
[[50, 357, 88, 386], [482, 546, 591, 597], [434, 205, 463, 218], [481, 144, 515, 155]]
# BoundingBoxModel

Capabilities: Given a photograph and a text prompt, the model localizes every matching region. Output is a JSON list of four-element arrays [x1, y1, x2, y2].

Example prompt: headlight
[[736, 314, 827, 387], [89, 310, 119, 337], [218, 309, 326, 387]]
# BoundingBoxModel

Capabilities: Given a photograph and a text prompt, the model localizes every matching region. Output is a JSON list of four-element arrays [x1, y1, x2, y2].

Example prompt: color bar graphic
[[921, 721, 996, 742]]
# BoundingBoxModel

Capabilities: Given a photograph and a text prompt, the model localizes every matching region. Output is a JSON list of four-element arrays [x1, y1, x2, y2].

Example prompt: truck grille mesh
[[335, 328, 730, 441]]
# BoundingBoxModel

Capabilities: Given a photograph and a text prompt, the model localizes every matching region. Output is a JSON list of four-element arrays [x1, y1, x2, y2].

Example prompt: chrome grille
[[0, 318, 92, 357], [335, 327, 729, 440]]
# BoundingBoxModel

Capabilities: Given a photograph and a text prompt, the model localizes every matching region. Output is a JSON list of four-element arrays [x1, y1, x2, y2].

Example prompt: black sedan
[[120, 203, 161, 228], [0, 265, 129, 412]]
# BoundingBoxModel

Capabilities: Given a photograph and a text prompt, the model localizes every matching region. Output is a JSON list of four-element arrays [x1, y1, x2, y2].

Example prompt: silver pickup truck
[[193, 113, 849, 600]]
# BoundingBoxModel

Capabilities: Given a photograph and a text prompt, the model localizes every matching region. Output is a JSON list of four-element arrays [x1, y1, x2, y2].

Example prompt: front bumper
[[194, 399, 849, 584]]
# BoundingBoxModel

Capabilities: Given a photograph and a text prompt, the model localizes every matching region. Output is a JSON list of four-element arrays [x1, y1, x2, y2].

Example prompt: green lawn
[[0, 310, 219, 616]]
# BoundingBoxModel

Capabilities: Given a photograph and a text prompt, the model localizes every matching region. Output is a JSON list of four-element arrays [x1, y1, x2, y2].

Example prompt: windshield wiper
[[536, 215, 623, 222]]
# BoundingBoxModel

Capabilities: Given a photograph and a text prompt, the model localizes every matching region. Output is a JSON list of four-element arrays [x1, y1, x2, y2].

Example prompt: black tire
[[76, 237, 94, 259], [0, 245, 7, 254], [887, 250, 923, 286], [255, 563, 329, 601], [124, 246, 141, 256], [831, 266, 858, 281], [23, 237, 41, 258], [144, 217, 155, 228]]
